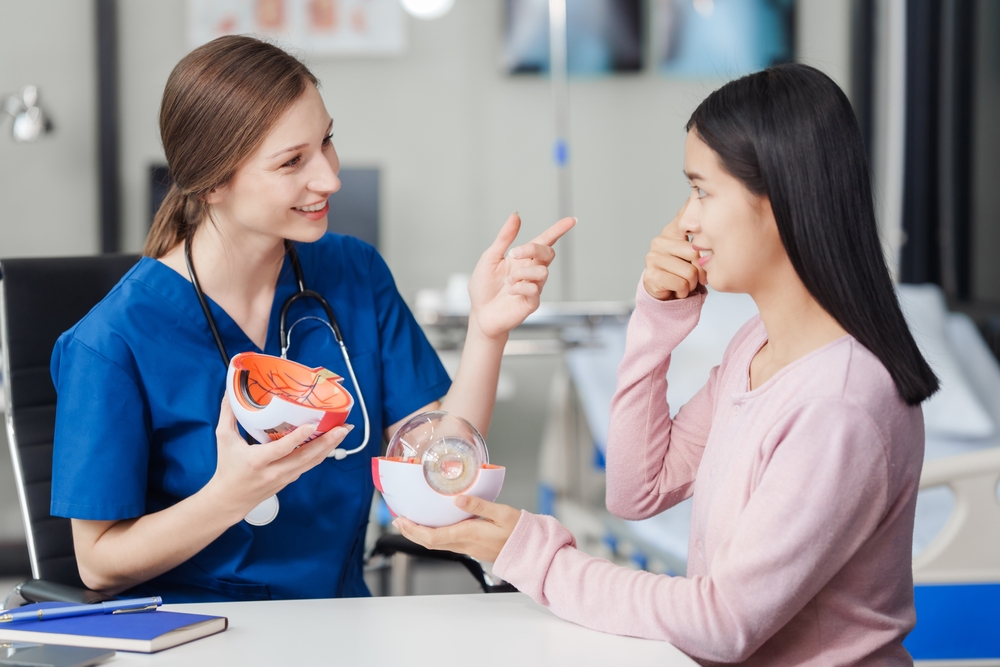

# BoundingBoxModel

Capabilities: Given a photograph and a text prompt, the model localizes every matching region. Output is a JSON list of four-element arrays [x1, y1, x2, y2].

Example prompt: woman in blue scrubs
[[49, 35, 573, 603]]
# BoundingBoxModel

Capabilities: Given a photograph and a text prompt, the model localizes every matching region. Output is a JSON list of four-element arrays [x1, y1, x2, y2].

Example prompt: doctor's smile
[[292, 199, 330, 219]]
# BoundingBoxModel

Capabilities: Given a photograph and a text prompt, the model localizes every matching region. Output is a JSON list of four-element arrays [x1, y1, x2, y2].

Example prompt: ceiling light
[[400, 0, 455, 20]]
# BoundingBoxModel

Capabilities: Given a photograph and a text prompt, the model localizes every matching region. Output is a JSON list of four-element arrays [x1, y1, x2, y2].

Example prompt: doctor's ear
[[204, 184, 229, 205]]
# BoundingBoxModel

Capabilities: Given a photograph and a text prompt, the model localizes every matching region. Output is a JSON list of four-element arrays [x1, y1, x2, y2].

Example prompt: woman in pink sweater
[[395, 64, 939, 664]]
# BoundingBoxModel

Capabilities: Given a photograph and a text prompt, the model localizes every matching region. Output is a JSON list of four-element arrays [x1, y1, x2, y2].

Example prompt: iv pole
[[548, 0, 573, 301]]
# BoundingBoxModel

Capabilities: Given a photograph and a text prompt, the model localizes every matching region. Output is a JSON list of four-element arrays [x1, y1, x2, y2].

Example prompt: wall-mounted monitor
[[503, 0, 643, 75]]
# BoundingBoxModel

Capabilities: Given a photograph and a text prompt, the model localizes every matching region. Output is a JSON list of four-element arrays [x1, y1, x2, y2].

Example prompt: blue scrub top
[[50, 233, 451, 602]]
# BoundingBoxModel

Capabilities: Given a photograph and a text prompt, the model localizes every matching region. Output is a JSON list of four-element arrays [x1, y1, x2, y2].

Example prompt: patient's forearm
[[72, 480, 244, 595], [439, 315, 507, 438]]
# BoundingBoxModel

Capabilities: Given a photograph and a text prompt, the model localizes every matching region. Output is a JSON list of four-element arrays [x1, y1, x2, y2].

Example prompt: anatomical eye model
[[373, 411, 505, 527], [226, 351, 354, 444]]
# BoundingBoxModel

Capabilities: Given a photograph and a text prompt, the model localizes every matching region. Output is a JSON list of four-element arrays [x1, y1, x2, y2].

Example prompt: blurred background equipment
[[502, 0, 643, 75], [1, 86, 52, 143], [653, 0, 795, 77]]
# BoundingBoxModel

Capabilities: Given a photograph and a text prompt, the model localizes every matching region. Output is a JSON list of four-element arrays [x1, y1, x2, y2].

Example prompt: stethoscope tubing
[[184, 236, 371, 458]]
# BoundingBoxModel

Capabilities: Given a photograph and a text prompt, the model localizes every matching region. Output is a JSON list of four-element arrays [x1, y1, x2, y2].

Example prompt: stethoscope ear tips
[[329, 448, 349, 460]]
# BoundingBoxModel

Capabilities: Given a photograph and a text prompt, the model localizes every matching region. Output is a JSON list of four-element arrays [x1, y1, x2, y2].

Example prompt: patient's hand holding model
[[374, 411, 505, 527]]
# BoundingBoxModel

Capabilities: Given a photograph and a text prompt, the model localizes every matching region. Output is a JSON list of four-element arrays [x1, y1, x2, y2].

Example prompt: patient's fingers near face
[[643, 265, 693, 300], [663, 200, 691, 237], [646, 249, 699, 284], [650, 235, 698, 264]]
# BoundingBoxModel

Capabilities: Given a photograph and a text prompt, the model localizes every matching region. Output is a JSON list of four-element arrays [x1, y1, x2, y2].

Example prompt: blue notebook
[[0, 602, 227, 653]]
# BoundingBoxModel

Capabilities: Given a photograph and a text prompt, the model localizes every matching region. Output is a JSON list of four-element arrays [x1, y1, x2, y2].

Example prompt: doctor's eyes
[[282, 134, 335, 169]]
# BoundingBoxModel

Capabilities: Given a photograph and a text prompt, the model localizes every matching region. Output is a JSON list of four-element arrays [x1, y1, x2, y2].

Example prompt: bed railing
[[913, 446, 1000, 583]]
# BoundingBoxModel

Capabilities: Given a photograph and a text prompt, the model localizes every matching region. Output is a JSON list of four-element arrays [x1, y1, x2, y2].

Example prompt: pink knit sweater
[[492, 282, 924, 665]]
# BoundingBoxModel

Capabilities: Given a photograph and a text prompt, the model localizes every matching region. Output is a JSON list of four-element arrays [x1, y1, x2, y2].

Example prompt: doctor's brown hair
[[143, 35, 318, 258]]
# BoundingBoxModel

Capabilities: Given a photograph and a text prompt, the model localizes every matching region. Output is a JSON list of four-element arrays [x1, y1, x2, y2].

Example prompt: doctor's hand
[[207, 400, 351, 522], [392, 495, 521, 563], [643, 200, 706, 301], [467, 213, 576, 340]]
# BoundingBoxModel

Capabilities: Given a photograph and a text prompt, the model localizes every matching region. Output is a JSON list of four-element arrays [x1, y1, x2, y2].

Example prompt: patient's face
[[678, 129, 785, 295]]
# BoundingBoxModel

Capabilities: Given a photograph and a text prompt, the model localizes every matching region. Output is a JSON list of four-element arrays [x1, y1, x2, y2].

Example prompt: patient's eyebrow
[[683, 169, 705, 181]]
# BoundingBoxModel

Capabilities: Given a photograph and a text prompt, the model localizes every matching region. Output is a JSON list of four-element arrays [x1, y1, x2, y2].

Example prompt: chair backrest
[[0, 255, 139, 585]]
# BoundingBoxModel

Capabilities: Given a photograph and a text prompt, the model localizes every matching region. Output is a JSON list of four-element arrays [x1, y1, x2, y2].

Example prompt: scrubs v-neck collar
[[140, 252, 299, 360]]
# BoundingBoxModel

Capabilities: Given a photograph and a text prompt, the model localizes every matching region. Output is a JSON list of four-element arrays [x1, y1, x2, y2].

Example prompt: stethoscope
[[185, 236, 371, 462]]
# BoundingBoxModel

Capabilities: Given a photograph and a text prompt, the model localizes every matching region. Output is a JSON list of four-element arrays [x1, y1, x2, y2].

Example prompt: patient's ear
[[757, 195, 775, 228]]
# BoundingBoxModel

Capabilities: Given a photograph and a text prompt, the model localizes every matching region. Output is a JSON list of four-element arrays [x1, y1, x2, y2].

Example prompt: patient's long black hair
[[687, 63, 938, 405]]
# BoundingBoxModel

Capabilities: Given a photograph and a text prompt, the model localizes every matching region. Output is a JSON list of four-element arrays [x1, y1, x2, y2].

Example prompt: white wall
[[2, 0, 851, 303], [0, 0, 99, 258]]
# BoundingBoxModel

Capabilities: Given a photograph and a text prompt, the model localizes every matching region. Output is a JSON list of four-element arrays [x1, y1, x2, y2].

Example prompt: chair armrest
[[371, 534, 516, 594], [920, 447, 1000, 489], [16, 579, 114, 604]]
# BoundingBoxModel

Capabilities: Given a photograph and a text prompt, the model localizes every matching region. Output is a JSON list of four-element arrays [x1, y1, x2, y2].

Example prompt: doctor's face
[[206, 84, 340, 244], [677, 129, 784, 295]]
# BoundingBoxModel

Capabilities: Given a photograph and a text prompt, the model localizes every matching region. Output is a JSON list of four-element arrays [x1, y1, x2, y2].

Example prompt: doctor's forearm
[[439, 315, 507, 438], [72, 480, 246, 595]]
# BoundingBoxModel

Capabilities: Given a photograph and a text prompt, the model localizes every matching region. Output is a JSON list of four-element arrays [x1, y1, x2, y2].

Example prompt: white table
[[109, 593, 697, 666]]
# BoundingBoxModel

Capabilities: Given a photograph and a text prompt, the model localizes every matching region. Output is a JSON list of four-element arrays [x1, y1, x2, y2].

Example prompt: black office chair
[[1, 254, 140, 604], [368, 533, 516, 594]]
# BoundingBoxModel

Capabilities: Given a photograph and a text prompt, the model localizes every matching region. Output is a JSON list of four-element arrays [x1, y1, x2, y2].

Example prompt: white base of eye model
[[374, 458, 505, 528]]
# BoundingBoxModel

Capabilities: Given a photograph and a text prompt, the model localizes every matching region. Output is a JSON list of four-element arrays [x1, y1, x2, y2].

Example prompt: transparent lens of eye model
[[385, 411, 489, 496], [422, 436, 481, 495]]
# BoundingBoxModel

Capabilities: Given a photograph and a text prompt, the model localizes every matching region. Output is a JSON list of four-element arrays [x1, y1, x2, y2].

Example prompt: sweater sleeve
[[493, 399, 892, 663], [605, 280, 715, 519]]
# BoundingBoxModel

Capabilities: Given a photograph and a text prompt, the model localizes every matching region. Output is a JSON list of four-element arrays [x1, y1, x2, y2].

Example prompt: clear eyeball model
[[373, 411, 505, 527]]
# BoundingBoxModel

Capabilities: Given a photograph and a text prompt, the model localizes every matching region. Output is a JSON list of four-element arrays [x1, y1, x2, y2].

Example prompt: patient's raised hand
[[643, 200, 705, 300]]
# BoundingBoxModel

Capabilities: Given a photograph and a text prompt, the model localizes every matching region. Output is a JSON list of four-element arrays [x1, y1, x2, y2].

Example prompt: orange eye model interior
[[231, 353, 353, 412]]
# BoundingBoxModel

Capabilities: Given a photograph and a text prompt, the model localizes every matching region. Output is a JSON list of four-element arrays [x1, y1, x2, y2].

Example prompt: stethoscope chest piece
[[244, 495, 280, 526]]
